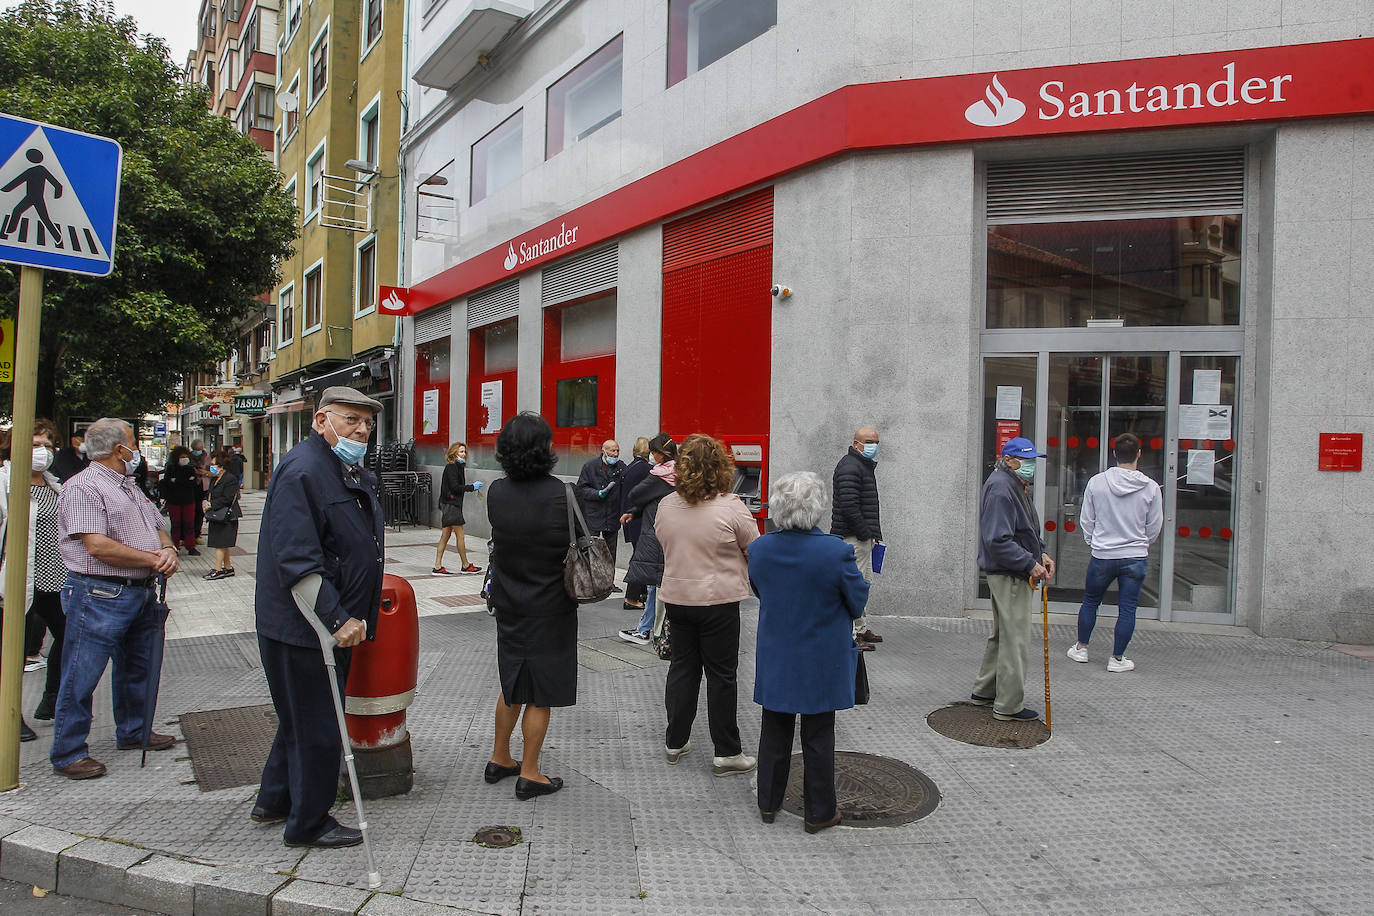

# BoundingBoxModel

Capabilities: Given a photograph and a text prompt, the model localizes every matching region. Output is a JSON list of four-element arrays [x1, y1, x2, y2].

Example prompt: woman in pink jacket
[[655, 434, 759, 777]]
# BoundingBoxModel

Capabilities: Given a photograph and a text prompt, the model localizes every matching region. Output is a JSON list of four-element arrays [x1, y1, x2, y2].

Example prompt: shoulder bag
[[563, 482, 616, 603]]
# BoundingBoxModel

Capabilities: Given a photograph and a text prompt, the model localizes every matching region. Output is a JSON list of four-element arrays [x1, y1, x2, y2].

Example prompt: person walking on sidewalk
[[254, 387, 384, 849], [50, 418, 181, 780], [159, 446, 201, 555], [1067, 433, 1163, 673], [657, 434, 760, 777], [574, 440, 625, 576], [618, 437, 652, 610], [831, 426, 883, 648], [189, 440, 211, 545], [618, 434, 677, 645], [433, 442, 483, 574], [971, 437, 1054, 722], [202, 449, 242, 581]]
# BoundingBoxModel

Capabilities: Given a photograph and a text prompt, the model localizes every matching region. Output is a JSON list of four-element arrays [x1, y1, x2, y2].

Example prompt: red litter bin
[[344, 573, 419, 798]]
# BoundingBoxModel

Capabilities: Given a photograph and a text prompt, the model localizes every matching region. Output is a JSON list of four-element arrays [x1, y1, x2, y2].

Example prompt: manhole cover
[[180, 704, 278, 791], [926, 702, 1050, 748], [780, 751, 940, 828], [473, 825, 523, 848]]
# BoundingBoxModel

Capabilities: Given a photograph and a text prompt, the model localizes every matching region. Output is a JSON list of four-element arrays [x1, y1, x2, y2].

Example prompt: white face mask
[[31, 446, 53, 473], [178, 457, 191, 466]]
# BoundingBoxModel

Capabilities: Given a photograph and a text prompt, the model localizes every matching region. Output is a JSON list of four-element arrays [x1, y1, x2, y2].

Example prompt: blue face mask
[[456, 456, 465, 464], [862, 443, 879, 460], [604, 455, 619, 465], [1013, 458, 1036, 481], [327, 415, 368, 466]]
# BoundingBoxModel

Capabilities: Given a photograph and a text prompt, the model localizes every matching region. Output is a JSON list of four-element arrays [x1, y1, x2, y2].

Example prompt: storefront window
[[987, 214, 1242, 328], [556, 376, 598, 427], [467, 318, 518, 467], [413, 338, 450, 466], [543, 293, 616, 476]]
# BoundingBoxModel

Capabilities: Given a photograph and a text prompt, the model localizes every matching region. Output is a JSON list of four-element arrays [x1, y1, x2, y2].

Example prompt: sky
[[1, 0, 200, 65]]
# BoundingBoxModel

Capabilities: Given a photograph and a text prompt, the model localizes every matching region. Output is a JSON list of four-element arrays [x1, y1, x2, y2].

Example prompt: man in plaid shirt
[[49, 418, 180, 780]]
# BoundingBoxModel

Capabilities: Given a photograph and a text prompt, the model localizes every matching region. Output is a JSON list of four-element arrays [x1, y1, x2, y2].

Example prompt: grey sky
[[1, 0, 199, 65]]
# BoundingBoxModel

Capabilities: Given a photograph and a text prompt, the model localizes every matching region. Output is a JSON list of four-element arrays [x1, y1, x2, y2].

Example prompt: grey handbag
[[563, 483, 616, 603]]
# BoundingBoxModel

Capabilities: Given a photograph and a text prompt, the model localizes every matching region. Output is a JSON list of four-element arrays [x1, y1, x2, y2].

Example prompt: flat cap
[[317, 386, 384, 413]]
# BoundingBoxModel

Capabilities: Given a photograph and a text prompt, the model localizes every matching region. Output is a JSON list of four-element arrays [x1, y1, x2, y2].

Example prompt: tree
[[0, 0, 297, 425]]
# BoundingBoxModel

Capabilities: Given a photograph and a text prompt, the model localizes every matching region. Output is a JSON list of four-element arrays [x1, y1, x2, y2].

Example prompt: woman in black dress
[[161, 445, 202, 555], [484, 412, 576, 800], [432, 442, 482, 574], [203, 448, 241, 580]]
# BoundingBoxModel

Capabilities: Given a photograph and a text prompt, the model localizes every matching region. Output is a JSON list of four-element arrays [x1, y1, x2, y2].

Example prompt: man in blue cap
[[971, 437, 1055, 721]]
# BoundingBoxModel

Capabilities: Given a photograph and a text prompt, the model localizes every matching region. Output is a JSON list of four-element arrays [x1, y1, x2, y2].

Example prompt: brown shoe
[[54, 757, 107, 780], [857, 629, 883, 643], [804, 812, 842, 834], [117, 732, 176, 751], [858, 641, 876, 652]]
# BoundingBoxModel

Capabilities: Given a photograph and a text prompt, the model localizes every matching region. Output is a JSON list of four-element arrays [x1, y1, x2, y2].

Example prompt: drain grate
[[926, 702, 1051, 749], [180, 704, 278, 791], [780, 751, 940, 828], [473, 825, 523, 848]]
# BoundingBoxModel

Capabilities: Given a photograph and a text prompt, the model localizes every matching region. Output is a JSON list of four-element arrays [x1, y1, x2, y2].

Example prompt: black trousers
[[257, 634, 352, 844], [664, 602, 742, 757], [25, 589, 65, 697], [194, 494, 205, 539], [596, 531, 619, 566], [622, 536, 647, 603], [757, 708, 837, 823]]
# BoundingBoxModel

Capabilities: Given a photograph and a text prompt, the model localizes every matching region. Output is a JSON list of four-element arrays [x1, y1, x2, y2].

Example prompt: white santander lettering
[[1270, 74, 1292, 100], [510, 222, 581, 268], [1038, 81, 1065, 119], [1028, 62, 1293, 123], [1240, 77, 1268, 103]]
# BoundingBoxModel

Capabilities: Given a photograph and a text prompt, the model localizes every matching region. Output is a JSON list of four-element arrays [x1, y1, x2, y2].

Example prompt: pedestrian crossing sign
[[0, 114, 121, 277]]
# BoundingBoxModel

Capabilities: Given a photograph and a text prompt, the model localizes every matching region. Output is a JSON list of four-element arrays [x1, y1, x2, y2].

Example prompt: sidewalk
[[2, 490, 1372, 914]]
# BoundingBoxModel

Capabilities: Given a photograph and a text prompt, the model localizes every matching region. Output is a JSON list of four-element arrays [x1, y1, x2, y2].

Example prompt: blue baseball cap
[[1001, 437, 1046, 459]]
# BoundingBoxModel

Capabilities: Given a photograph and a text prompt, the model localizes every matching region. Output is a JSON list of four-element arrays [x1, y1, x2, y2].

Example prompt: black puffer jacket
[[625, 475, 673, 587], [830, 447, 882, 541], [574, 455, 625, 532]]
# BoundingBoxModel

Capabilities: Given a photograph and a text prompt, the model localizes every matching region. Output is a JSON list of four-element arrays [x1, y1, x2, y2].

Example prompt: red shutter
[[662, 187, 774, 272]]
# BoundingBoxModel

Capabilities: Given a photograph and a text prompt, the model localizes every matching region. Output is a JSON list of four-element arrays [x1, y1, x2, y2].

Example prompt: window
[[359, 103, 380, 166], [467, 317, 517, 464], [356, 237, 377, 314], [364, 0, 383, 48], [284, 176, 297, 218], [546, 36, 623, 159], [556, 377, 598, 427], [470, 111, 522, 204], [202, 59, 216, 94], [284, 76, 300, 139], [286, 0, 301, 40], [306, 143, 325, 217], [243, 10, 260, 52], [414, 339, 451, 465], [304, 264, 322, 331], [254, 84, 275, 131], [667, 0, 775, 87], [542, 293, 617, 475], [278, 284, 295, 346], [309, 25, 329, 106]]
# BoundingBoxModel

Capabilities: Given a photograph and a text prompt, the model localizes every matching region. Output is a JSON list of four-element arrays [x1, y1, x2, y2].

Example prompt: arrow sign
[[0, 114, 121, 277]]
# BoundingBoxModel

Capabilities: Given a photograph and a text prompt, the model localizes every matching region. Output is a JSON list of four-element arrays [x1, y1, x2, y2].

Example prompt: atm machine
[[720, 436, 769, 534]]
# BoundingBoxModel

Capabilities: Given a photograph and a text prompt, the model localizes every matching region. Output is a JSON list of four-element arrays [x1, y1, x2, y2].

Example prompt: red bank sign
[[401, 38, 1374, 315]]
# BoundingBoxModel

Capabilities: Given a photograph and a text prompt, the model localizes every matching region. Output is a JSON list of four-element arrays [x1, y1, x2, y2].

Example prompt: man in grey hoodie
[[1067, 433, 1163, 673]]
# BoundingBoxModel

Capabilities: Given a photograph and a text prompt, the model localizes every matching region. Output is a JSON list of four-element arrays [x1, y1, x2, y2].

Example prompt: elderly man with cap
[[253, 387, 385, 848], [971, 437, 1055, 722]]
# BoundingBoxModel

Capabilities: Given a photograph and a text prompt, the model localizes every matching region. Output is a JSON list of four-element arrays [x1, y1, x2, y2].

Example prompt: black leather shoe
[[19, 719, 37, 742], [760, 810, 776, 824], [250, 805, 287, 824], [514, 775, 563, 800], [33, 692, 56, 720], [285, 825, 363, 848], [484, 760, 521, 784]]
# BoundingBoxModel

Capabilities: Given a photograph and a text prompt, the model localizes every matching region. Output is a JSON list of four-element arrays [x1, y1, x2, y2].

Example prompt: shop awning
[[266, 399, 310, 415]]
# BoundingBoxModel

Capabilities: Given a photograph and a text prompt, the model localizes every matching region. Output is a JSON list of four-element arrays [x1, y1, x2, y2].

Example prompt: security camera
[[770, 284, 791, 299]]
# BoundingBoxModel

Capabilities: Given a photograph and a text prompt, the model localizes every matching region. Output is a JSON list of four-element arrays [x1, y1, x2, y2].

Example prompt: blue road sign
[[154, 422, 167, 436], [0, 114, 121, 277]]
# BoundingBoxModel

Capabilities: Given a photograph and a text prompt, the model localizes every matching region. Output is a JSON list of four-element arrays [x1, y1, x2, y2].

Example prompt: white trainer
[[712, 753, 757, 777], [1107, 655, 1136, 673], [1066, 644, 1088, 663], [665, 741, 691, 764]]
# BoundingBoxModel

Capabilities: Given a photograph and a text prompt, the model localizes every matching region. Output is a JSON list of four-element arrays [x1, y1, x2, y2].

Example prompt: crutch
[[295, 579, 382, 890], [1040, 579, 1053, 732]]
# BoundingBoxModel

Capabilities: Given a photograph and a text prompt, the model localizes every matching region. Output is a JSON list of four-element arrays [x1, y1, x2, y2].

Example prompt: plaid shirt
[[58, 460, 169, 577]]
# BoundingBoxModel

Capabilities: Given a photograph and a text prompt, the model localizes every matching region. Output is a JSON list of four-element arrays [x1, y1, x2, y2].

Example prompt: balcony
[[412, 0, 531, 90]]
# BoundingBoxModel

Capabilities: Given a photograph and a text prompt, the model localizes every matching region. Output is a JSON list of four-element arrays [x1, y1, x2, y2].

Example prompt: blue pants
[[636, 586, 657, 634], [51, 574, 159, 768], [257, 635, 352, 844], [1077, 557, 1148, 658]]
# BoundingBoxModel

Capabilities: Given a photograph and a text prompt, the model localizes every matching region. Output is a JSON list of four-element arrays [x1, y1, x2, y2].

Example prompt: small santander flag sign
[[379, 286, 411, 314]]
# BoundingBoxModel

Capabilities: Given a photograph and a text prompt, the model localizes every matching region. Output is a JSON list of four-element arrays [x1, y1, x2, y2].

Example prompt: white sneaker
[[1107, 656, 1136, 673], [1066, 644, 1088, 664], [712, 753, 757, 777], [23, 657, 46, 672], [665, 741, 691, 764], [618, 628, 650, 646]]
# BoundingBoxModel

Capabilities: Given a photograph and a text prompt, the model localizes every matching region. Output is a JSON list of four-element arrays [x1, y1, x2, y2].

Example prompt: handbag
[[854, 647, 871, 705], [563, 483, 616, 603], [205, 505, 232, 523], [652, 620, 672, 660]]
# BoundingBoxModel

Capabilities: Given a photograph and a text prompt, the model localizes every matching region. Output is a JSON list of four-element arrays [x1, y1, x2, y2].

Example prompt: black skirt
[[441, 503, 465, 527], [496, 611, 578, 708], [206, 519, 239, 549]]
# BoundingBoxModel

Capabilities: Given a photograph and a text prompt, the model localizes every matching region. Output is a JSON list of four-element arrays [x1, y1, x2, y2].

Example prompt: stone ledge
[[194, 863, 291, 916], [0, 824, 84, 889], [271, 877, 374, 916], [124, 854, 217, 916], [56, 838, 150, 907]]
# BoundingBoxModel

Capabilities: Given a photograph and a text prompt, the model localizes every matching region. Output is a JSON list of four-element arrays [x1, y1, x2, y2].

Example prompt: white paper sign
[[480, 381, 502, 434], [1179, 404, 1232, 441], [1193, 369, 1222, 405], [1186, 449, 1215, 485], [995, 386, 1022, 421], [422, 388, 440, 435]]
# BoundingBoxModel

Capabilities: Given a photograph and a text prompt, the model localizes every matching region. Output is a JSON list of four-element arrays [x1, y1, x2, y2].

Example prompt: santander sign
[[965, 61, 1293, 128]]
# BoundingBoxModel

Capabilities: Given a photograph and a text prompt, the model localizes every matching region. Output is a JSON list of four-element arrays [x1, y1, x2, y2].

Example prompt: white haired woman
[[748, 471, 869, 834]]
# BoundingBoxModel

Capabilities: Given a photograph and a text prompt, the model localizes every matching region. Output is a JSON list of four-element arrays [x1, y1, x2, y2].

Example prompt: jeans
[[636, 586, 657, 634], [51, 573, 159, 768], [664, 601, 742, 757], [1077, 556, 1148, 658]]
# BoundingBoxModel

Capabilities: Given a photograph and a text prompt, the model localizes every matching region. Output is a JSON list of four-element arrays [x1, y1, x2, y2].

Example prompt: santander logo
[[502, 221, 580, 271], [503, 243, 518, 270], [381, 288, 407, 312], [964, 75, 1026, 127]]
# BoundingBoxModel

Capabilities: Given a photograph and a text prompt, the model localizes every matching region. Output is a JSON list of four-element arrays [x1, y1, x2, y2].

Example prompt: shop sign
[[1318, 433, 1362, 471], [198, 401, 233, 422], [406, 37, 1374, 313], [154, 422, 167, 436], [234, 392, 268, 416], [0, 317, 12, 383], [379, 285, 411, 313], [197, 386, 236, 404]]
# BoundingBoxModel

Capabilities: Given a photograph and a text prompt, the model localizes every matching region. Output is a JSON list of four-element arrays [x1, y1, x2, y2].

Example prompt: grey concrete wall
[[613, 226, 664, 445]]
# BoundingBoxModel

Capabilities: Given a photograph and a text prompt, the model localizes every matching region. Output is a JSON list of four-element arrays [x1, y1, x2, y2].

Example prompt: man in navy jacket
[[971, 437, 1055, 722], [830, 426, 882, 646], [575, 439, 625, 568], [253, 387, 384, 848]]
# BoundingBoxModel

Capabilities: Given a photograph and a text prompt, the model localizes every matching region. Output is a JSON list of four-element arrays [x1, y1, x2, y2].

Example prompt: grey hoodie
[[1079, 466, 1163, 559]]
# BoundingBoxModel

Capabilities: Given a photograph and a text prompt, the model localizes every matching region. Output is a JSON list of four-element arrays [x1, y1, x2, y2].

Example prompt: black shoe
[[483, 760, 521, 784], [968, 694, 994, 706], [760, 810, 776, 824], [202, 569, 225, 580], [19, 719, 37, 742], [222, 567, 235, 577], [250, 805, 287, 824], [285, 825, 363, 848], [186, 548, 201, 556], [610, 586, 623, 594], [623, 600, 645, 610], [514, 775, 563, 800], [993, 707, 1040, 722], [33, 692, 57, 720]]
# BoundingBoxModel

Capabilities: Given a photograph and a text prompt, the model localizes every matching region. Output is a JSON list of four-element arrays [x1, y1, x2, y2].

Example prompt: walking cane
[[1041, 579, 1053, 732], [299, 600, 382, 890]]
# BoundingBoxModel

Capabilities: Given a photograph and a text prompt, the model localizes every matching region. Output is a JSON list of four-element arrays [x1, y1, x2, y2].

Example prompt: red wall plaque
[[1318, 433, 1363, 471]]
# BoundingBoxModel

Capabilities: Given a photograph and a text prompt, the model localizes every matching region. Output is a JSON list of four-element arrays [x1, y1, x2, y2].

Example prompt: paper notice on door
[[1193, 369, 1222, 405], [995, 386, 1022, 420], [422, 388, 440, 435], [480, 381, 503, 434], [1186, 449, 1216, 485], [1179, 404, 1232, 441]]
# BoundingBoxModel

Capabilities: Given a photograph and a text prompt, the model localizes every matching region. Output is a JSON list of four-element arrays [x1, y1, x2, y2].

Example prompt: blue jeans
[[1077, 557, 1148, 658], [636, 586, 657, 634], [51, 573, 159, 768]]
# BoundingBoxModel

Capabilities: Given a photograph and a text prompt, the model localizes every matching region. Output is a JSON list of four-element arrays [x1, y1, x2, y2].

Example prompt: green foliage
[[0, 0, 297, 420]]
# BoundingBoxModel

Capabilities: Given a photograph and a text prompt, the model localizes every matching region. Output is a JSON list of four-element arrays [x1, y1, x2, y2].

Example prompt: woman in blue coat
[[749, 471, 869, 833]]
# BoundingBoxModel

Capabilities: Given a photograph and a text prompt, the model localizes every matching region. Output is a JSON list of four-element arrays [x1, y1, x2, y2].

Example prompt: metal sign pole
[[1, 265, 44, 790]]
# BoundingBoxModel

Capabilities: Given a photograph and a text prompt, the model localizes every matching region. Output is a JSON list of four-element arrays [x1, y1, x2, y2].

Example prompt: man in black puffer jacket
[[575, 440, 626, 570], [831, 426, 882, 647]]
